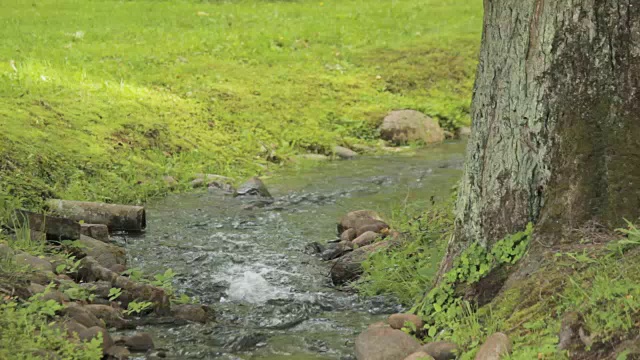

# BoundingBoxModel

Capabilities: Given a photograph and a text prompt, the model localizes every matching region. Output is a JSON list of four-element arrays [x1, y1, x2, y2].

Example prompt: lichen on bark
[[441, 0, 640, 275]]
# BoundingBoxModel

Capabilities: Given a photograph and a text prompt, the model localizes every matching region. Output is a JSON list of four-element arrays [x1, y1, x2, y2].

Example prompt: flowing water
[[119, 142, 465, 359]]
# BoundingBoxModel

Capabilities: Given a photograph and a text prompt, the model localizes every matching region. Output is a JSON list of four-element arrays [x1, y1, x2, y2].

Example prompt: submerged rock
[[235, 177, 272, 198], [355, 326, 420, 360], [379, 110, 445, 145]]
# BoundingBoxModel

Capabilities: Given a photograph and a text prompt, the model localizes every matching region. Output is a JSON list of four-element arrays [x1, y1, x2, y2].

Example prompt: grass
[[357, 199, 454, 305], [0, 0, 482, 213]]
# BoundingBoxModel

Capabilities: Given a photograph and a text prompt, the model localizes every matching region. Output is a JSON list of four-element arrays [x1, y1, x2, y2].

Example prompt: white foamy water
[[227, 271, 286, 303]]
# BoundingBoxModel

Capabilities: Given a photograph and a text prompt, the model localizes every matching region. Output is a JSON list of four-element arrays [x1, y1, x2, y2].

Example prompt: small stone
[[474, 332, 512, 360], [62, 303, 105, 328], [123, 332, 154, 352], [338, 210, 384, 234], [353, 231, 379, 247], [422, 341, 459, 360], [0, 243, 15, 259], [333, 145, 358, 159], [355, 221, 389, 237], [457, 126, 472, 138], [14, 252, 54, 272], [84, 304, 131, 329], [340, 228, 357, 242], [404, 351, 435, 360], [293, 154, 330, 162], [191, 178, 205, 188], [388, 313, 424, 331], [163, 175, 178, 189], [171, 304, 212, 324], [320, 241, 353, 261], [80, 224, 110, 243], [110, 264, 127, 274], [105, 345, 130, 360], [235, 177, 272, 198], [355, 326, 420, 360]]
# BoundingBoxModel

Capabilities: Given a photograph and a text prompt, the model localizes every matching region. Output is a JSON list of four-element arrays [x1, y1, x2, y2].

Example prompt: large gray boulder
[[235, 177, 272, 198], [355, 325, 421, 360], [380, 110, 445, 145]]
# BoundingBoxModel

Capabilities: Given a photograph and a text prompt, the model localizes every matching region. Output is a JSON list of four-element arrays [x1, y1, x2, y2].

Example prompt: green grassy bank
[[0, 0, 482, 212]]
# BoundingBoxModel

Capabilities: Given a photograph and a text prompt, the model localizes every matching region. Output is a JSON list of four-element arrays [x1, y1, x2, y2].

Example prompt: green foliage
[[125, 300, 153, 315], [358, 201, 454, 304], [415, 223, 533, 342], [108, 288, 123, 302], [54, 254, 82, 275], [0, 295, 102, 359], [0, 0, 482, 213]]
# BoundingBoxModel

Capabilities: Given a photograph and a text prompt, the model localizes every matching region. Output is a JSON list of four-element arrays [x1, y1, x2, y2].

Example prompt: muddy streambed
[[116, 142, 465, 359]]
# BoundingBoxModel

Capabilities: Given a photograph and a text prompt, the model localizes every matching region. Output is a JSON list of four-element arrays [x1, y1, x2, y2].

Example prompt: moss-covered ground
[[0, 0, 482, 212]]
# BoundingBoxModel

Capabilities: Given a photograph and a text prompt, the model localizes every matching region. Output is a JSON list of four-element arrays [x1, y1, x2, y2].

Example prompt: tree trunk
[[440, 0, 640, 274]]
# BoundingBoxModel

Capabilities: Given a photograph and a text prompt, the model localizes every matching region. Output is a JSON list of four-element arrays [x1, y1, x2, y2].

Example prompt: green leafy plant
[[125, 300, 154, 315], [108, 287, 123, 302]]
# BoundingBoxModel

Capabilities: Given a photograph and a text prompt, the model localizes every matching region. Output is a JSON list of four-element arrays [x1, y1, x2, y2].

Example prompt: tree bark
[[440, 0, 640, 274]]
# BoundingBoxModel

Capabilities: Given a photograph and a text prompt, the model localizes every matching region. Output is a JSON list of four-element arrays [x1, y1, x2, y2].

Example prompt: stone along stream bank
[[117, 142, 466, 359]]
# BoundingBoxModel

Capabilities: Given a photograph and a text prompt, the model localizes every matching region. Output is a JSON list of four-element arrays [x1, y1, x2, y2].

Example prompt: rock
[[41, 288, 69, 304], [338, 210, 384, 234], [388, 313, 424, 331], [340, 228, 357, 242], [404, 352, 435, 360], [163, 175, 178, 189], [355, 220, 390, 237], [191, 178, 206, 188], [321, 241, 353, 261], [293, 154, 330, 162], [197, 174, 235, 193], [333, 146, 358, 159], [171, 304, 212, 324], [84, 304, 132, 329], [474, 332, 512, 360], [61, 303, 105, 328], [614, 338, 640, 359], [380, 110, 445, 145], [422, 341, 459, 360], [0, 243, 14, 259], [235, 177, 272, 198], [105, 345, 130, 360], [558, 311, 589, 351], [80, 223, 110, 243], [77, 235, 126, 269], [457, 126, 472, 138], [79, 326, 114, 354], [355, 326, 421, 360], [123, 332, 154, 352], [45, 199, 146, 232], [77, 257, 170, 314], [353, 231, 380, 247], [351, 143, 376, 153], [110, 264, 127, 274], [14, 252, 54, 273], [331, 240, 392, 285], [61, 319, 88, 338], [14, 210, 81, 240], [303, 242, 325, 255]]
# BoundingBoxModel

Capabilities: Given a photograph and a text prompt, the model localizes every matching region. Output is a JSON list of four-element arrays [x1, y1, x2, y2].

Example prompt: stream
[[117, 141, 465, 359]]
